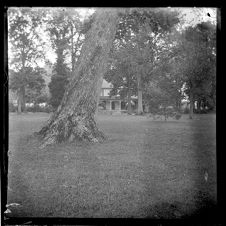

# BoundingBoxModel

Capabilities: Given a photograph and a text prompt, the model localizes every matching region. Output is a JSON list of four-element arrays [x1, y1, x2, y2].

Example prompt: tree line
[[8, 8, 85, 112]]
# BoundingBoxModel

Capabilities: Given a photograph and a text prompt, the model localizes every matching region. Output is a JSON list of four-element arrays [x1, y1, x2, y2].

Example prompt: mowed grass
[[7, 113, 216, 218]]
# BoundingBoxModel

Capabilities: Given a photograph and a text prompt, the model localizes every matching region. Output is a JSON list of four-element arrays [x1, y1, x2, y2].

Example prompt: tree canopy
[[105, 8, 181, 114], [45, 8, 85, 109], [175, 21, 216, 117], [8, 8, 47, 112]]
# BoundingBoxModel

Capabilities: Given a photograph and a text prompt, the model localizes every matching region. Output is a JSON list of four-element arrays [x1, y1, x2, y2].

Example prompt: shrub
[[194, 109, 208, 114], [149, 106, 182, 120], [9, 103, 17, 112], [26, 104, 53, 113], [183, 107, 190, 114], [175, 113, 182, 120]]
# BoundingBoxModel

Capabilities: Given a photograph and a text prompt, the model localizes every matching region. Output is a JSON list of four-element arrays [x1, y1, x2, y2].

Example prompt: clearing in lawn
[[7, 113, 216, 218]]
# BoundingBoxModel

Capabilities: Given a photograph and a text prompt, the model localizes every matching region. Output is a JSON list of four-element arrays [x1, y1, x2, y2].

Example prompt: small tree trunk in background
[[137, 90, 143, 114], [189, 92, 194, 119], [21, 86, 26, 112], [71, 26, 74, 75], [197, 99, 201, 112], [17, 97, 22, 114], [137, 75, 143, 114], [163, 106, 167, 121], [176, 98, 181, 112], [38, 9, 120, 147], [127, 88, 132, 114], [20, 57, 26, 113], [21, 100, 26, 112], [201, 100, 204, 110], [17, 87, 25, 114]]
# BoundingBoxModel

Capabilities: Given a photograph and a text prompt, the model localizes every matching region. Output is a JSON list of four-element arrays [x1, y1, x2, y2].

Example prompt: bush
[[148, 106, 182, 120], [26, 104, 53, 113], [42, 105, 53, 113], [175, 113, 182, 120], [194, 109, 208, 114], [9, 103, 17, 112], [49, 74, 68, 109], [183, 107, 190, 114]]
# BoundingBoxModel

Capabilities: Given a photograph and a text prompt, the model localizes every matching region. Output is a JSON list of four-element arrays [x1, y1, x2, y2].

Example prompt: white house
[[98, 79, 138, 113]]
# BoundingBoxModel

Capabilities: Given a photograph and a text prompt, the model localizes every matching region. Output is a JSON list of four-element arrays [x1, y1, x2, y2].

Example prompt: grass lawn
[[7, 112, 216, 218]]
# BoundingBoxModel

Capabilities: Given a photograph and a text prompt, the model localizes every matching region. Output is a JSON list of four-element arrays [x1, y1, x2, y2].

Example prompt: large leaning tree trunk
[[38, 9, 120, 147]]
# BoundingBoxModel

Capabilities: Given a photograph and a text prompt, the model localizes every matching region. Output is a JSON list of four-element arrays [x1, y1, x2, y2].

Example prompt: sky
[[78, 7, 217, 25], [176, 7, 216, 27]]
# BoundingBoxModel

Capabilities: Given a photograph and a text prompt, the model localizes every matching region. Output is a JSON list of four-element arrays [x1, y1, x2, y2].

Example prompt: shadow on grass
[[145, 193, 217, 219]]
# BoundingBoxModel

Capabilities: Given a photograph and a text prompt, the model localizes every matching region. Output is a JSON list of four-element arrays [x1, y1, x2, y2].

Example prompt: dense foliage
[[45, 8, 84, 109], [105, 8, 180, 114], [176, 21, 216, 117]]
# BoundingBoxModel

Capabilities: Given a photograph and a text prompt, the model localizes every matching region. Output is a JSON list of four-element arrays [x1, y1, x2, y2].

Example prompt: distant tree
[[9, 67, 46, 111], [178, 21, 216, 118], [63, 9, 84, 74], [46, 8, 84, 110], [105, 8, 180, 114], [24, 67, 47, 105], [105, 59, 137, 114], [48, 60, 69, 109], [143, 58, 183, 119], [8, 7, 46, 113], [45, 9, 70, 109]]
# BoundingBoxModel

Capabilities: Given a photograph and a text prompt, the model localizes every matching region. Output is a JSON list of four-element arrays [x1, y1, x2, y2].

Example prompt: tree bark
[[38, 9, 120, 147], [96, 76, 103, 114]]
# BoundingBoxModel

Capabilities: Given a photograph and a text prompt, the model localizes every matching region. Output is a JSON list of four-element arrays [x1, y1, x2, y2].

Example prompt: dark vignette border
[[1, 1, 225, 225]]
